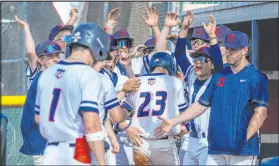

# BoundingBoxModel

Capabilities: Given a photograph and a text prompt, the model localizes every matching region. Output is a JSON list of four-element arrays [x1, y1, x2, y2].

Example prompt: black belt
[[189, 132, 207, 139], [47, 142, 75, 147], [140, 136, 168, 140]]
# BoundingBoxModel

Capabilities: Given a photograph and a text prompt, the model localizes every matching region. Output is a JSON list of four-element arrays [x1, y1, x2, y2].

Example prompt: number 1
[[49, 88, 61, 122]]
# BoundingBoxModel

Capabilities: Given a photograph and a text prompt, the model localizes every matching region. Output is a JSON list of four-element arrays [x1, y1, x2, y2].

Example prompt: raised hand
[[69, 8, 78, 20], [202, 15, 217, 37], [182, 10, 194, 30], [107, 7, 121, 27], [153, 116, 174, 138], [143, 7, 159, 27], [164, 12, 179, 27], [14, 15, 28, 28]]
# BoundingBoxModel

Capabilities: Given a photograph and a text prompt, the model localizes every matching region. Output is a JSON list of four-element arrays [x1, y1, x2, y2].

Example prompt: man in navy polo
[[155, 31, 268, 165]]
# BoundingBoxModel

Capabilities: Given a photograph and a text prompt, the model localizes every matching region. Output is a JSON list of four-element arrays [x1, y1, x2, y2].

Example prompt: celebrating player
[[34, 23, 126, 165], [123, 52, 187, 165], [154, 31, 268, 165]]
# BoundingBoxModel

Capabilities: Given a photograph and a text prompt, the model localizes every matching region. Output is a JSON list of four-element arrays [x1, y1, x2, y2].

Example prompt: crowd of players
[[16, 7, 269, 166]]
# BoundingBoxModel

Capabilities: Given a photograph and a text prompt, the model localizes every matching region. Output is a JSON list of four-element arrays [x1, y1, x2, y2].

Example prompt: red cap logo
[[153, 39, 156, 45], [196, 28, 201, 35], [228, 33, 235, 42], [216, 27, 221, 36], [57, 25, 62, 28], [119, 30, 127, 37], [217, 78, 225, 87], [49, 41, 55, 45]]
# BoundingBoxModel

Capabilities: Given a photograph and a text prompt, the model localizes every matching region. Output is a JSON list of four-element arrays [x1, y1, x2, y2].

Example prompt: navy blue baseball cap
[[109, 34, 120, 51], [113, 29, 134, 42], [35, 41, 63, 56], [224, 31, 249, 49], [190, 46, 212, 59], [48, 24, 74, 41], [216, 25, 232, 44], [144, 37, 156, 48], [190, 27, 209, 41]]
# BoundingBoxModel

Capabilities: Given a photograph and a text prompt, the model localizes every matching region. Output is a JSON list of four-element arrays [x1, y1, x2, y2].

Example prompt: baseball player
[[20, 40, 62, 165], [123, 52, 187, 165], [34, 23, 127, 165], [155, 31, 268, 165]]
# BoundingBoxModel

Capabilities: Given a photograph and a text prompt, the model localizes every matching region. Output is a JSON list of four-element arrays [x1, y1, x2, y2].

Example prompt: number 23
[[137, 91, 167, 117]]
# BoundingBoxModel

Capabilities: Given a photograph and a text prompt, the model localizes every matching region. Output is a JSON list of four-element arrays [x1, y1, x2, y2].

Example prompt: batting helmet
[[144, 37, 156, 48], [68, 23, 110, 61], [149, 52, 176, 76]]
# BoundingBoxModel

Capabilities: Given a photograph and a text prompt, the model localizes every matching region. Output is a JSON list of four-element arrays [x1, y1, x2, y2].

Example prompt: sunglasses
[[42, 44, 62, 55], [116, 39, 132, 49], [143, 47, 155, 55], [61, 35, 72, 43], [193, 56, 211, 64], [191, 39, 207, 46]]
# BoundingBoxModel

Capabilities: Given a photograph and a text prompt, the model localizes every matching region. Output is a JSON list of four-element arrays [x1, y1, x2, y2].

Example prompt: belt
[[140, 136, 168, 140], [189, 132, 207, 139], [47, 142, 75, 147]]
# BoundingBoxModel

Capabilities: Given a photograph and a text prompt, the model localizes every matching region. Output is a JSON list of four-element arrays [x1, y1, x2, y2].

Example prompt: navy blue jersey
[[198, 64, 268, 156], [20, 71, 47, 155]]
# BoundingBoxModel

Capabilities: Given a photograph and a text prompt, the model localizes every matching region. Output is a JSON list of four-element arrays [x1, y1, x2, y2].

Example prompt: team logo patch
[[228, 33, 235, 42], [217, 77, 225, 87], [196, 28, 201, 35], [55, 68, 65, 79], [119, 30, 127, 37], [216, 27, 221, 36], [72, 32, 81, 42], [148, 78, 155, 85]]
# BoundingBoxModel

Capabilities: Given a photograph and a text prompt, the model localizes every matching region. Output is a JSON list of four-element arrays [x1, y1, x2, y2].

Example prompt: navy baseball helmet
[[149, 52, 176, 76], [68, 23, 110, 61]]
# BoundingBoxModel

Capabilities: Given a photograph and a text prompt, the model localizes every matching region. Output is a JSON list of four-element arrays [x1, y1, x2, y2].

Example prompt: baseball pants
[[182, 134, 208, 165], [115, 132, 134, 165], [206, 154, 257, 165], [179, 133, 189, 165], [42, 141, 89, 165], [133, 136, 180, 165], [32, 155, 44, 165]]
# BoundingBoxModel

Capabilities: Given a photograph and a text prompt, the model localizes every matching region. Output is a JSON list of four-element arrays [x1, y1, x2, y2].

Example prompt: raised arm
[[155, 12, 179, 53], [66, 8, 79, 26], [202, 15, 223, 72], [104, 8, 120, 35], [174, 10, 194, 76], [143, 7, 160, 41], [15, 15, 37, 73]]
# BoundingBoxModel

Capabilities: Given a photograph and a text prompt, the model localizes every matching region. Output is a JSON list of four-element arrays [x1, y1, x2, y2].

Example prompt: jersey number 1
[[49, 88, 61, 122], [137, 91, 167, 117]]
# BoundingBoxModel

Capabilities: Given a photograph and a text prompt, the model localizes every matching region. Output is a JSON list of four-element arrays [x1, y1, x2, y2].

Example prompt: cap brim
[[189, 37, 209, 42], [110, 46, 120, 51], [43, 50, 64, 56], [223, 43, 241, 49], [190, 52, 211, 58], [116, 37, 134, 42], [58, 25, 74, 34]]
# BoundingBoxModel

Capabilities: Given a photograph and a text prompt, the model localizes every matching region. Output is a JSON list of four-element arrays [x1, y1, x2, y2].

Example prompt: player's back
[[128, 73, 186, 138], [37, 61, 102, 142]]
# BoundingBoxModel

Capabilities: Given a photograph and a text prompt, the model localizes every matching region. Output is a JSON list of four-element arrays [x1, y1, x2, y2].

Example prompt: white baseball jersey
[[35, 61, 105, 143], [125, 73, 187, 139]]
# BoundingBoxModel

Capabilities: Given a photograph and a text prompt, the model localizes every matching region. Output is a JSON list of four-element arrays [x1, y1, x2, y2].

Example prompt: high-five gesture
[[105, 8, 121, 34], [182, 10, 194, 30], [153, 116, 174, 138], [143, 7, 159, 27], [164, 12, 179, 27], [202, 15, 217, 37]]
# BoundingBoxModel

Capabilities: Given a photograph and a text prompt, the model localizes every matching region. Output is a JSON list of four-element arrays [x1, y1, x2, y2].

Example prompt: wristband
[[85, 131, 105, 142], [209, 36, 217, 40]]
